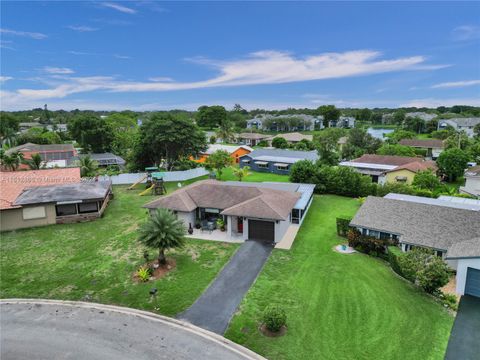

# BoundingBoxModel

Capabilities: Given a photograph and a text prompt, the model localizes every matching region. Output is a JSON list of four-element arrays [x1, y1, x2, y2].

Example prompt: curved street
[[0, 299, 264, 360]]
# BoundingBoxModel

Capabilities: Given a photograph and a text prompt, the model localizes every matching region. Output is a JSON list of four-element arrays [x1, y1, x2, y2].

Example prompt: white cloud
[[67, 25, 99, 32], [452, 25, 480, 41], [113, 54, 131, 59], [42, 67, 75, 75], [401, 98, 480, 108], [4, 49, 445, 104], [149, 76, 174, 82], [0, 28, 47, 40], [100, 2, 137, 14], [431, 79, 480, 89], [0, 76, 13, 82]]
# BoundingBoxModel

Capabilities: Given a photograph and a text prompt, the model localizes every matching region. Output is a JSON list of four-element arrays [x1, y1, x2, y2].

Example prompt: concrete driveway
[[0, 300, 264, 360], [178, 240, 273, 334], [445, 295, 480, 360]]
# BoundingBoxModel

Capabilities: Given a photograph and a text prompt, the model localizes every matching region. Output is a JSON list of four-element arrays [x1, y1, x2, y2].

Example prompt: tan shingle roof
[[386, 161, 437, 174], [352, 154, 422, 166], [144, 180, 300, 220], [399, 139, 445, 148]]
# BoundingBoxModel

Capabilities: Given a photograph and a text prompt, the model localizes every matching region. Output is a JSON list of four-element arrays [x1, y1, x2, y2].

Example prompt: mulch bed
[[132, 258, 176, 283], [259, 324, 287, 337]]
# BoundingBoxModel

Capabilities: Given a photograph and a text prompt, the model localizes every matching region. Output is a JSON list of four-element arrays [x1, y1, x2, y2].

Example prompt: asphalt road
[[178, 240, 273, 334], [445, 295, 480, 360], [0, 300, 264, 360]]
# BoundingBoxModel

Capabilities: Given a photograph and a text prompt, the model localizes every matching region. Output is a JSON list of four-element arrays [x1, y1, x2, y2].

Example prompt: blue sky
[[1, 1, 479, 111]]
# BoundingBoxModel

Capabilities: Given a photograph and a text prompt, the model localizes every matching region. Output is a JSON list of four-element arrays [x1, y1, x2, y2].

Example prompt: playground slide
[[139, 184, 155, 196], [127, 174, 147, 190]]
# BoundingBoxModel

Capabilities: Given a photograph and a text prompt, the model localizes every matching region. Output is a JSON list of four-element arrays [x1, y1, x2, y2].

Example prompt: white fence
[[98, 167, 209, 185]]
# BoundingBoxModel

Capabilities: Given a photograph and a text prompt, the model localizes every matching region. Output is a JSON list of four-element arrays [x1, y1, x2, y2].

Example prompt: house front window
[[78, 202, 98, 214], [255, 162, 269, 168], [56, 203, 78, 216]]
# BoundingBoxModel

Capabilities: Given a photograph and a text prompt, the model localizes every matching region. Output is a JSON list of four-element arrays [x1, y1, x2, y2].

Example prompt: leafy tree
[[23, 153, 43, 170], [272, 137, 288, 149], [377, 144, 416, 157], [75, 155, 99, 177], [68, 114, 113, 152], [425, 119, 439, 134], [385, 129, 416, 143], [1, 151, 24, 171], [289, 160, 317, 183], [315, 129, 344, 165], [342, 128, 381, 159], [474, 123, 480, 138], [356, 108, 372, 121], [0, 112, 19, 146], [437, 148, 469, 181], [196, 105, 227, 128], [204, 150, 233, 179], [444, 131, 469, 150], [294, 141, 308, 151], [106, 113, 138, 157], [431, 129, 453, 140], [467, 141, 480, 163], [316, 166, 376, 197], [133, 113, 207, 170], [417, 258, 450, 294], [393, 110, 406, 125], [317, 105, 341, 128], [257, 140, 269, 147], [17, 127, 62, 145], [232, 166, 250, 181], [228, 112, 247, 129], [215, 118, 236, 143], [412, 170, 440, 191], [370, 113, 383, 124], [138, 208, 186, 265], [404, 116, 425, 133]]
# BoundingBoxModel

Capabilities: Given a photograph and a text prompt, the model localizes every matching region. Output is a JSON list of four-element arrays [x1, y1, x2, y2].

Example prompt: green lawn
[[225, 195, 453, 360], [0, 184, 238, 316], [220, 166, 290, 182]]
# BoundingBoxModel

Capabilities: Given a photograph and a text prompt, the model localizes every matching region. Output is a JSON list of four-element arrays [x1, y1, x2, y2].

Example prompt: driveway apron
[[445, 295, 480, 360], [178, 240, 273, 334]]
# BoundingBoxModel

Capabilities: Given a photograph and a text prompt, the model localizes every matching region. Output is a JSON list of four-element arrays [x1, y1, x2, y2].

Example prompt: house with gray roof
[[239, 148, 319, 174], [460, 165, 480, 198], [350, 196, 480, 297], [438, 117, 480, 137], [144, 180, 315, 244], [70, 153, 126, 168]]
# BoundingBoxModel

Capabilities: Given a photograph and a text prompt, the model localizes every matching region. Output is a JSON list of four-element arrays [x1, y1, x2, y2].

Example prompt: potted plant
[[216, 218, 226, 231], [188, 223, 194, 235], [195, 219, 201, 229]]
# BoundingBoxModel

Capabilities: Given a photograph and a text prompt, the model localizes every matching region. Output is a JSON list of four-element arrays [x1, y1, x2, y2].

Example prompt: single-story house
[[339, 154, 436, 184], [350, 195, 480, 297], [0, 168, 112, 231], [265, 132, 313, 145], [236, 133, 271, 146], [5, 143, 77, 169], [18, 122, 43, 132], [193, 144, 253, 164], [144, 180, 315, 243], [460, 165, 480, 198], [70, 152, 126, 168], [398, 138, 445, 159], [45, 124, 68, 132], [438, 118, 480, 137], [239, 148, 319, 174]]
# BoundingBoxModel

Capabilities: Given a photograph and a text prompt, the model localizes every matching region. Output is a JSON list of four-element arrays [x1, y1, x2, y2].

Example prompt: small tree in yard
[[263, 305, 287, 332], [417, 257, 450, 294], [437, 148, 469, 182], [232, 166, 250, 181], [204, 150, 233, 179], [138, 208, 186, 265], [24, 153, 43, 170], [272, 137, 288, 149], [412, 170, 441, 191]]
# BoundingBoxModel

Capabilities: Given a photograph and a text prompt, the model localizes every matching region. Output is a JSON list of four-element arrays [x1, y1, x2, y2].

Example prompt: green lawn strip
[[220, 166, 290, 182], [225, 195, 453, 360], [0, 184, 238, 316]]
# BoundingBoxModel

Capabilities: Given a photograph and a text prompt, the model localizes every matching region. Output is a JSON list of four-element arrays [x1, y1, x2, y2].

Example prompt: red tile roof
[[0, 168, 81, 210]]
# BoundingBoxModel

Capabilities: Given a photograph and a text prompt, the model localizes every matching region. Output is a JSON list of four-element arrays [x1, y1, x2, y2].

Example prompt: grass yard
[[220, 166, 290, 182], [0, 184, 238, 316], [225, 195, 454, 360]]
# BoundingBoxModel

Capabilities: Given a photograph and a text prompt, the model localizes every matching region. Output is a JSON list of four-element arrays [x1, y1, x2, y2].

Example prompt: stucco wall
[[1, 204, 56, 232], [175, 211, 196, 229], [240, 155, 291, 174], [275, 217, 291, 243], [385, 169, 416, 185], [455, 258, 480, 295]]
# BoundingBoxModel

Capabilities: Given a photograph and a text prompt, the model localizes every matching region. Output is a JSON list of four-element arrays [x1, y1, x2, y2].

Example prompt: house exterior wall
[[454, 258, 480, 295], [0, 204, 56, 231], [384, 169, 416, 185], [275, 217, 291, 243], [460, 176, 480, 197], [231, 148, 251, 164], [174, 210, 196, 229], [240, 155, 292, 175]]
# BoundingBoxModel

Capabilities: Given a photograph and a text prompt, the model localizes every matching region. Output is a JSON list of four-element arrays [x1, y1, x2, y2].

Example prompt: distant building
[[266, 132, 313, 146], [438, 118, 480, 137], [5, 143, 77, 169], [329, 116, 355, 128], [246, 114, 322, 131], [460, 166, 480, 198], [236, 133, 271, 146], [70, 153, 126, 168], [18, 122, 43, 133], [46, 124, 68, 132], [193, 144, 253, 164], [398, 138, 445, 159]]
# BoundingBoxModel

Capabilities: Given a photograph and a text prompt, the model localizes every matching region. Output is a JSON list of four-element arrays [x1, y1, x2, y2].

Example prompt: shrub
[[289, 160, 317, 183], [336, 217, 352, 237], [209, 135, 217, 144], [387, 246, 405, 277], [257, 140, 268, 147], [438, 292, 458, 311], [272, 137, 289, 149], [137, 266, 151, 282], [262, 305, 287, 332], [347, 229, 393, 256], [417, 257, 450, 293]]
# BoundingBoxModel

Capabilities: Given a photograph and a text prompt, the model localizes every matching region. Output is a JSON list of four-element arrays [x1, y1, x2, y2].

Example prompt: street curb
[[0, 298, 266, 360]]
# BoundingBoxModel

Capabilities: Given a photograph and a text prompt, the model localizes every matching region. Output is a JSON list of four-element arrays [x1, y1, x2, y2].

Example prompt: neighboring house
[[438, 118, 480, 137], [350, 195, 480, 297], [5, 143, 77, 169], [266, 132, 313, 146], [246, 114, 322, 131], [460, 165, 480, 198], [45, 124, 68, 132], [329, 116, 355, 128], [398, 139, 445, 159], [70, 153, 126, 168], [144, 180, 315, 243], [193, 144, 253, 164], [405, 112, 437, 121], [339, 154, 436, 184], [240, 148, 319, 174], [236, 132, 271, 146], [18, 122, 43, 133], [0, 168, 112, 231]]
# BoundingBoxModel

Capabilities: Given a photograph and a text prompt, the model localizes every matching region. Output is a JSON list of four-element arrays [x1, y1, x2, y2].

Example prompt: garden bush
[[387, 246, 406, 277], [417, 258, 450, 293], [262, 305, 287, 332], [336, 217, 352, 237], [347, 230, 394, 256]]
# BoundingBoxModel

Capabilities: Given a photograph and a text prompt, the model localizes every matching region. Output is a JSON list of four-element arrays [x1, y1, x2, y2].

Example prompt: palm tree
[[1, 151, 24, 171], [24, 153, 43, 170], [232, 166, 250, 181], [138, 208, 186, 265], [215, 119, 236, 143], [75, 155, 99, 177]]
